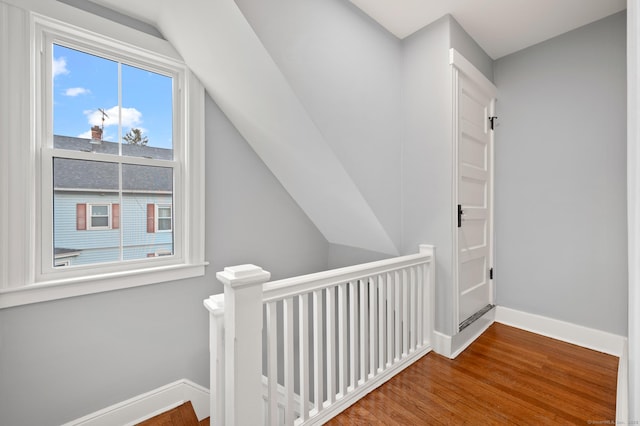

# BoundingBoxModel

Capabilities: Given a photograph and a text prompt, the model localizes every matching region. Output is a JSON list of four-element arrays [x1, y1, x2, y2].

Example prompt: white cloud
[[53, 57, 69, 78], [77, 130, 92, 139], [65, 87, 90, 97], [85, 106, 142, 128]]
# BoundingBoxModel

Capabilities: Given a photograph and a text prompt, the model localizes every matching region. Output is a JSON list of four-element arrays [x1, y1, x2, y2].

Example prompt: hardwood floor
[[135, 401, 209, 426], [327, 323, 618, 425]]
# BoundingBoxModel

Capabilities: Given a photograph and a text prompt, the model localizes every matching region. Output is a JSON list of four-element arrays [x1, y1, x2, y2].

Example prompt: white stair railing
[[204, 244, 435, 425]]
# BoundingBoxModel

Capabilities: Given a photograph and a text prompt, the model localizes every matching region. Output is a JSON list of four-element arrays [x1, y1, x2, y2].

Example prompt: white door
[[452, 51, 497, 330]]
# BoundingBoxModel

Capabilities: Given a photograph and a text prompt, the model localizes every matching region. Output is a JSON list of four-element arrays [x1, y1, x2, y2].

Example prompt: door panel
[[459, 281, 492, 324], [459, 176, 486, 207], [461, 88, 487, 128], [457, 71, 494, 328], [460, 136, 487, 170], [459, 219, 486, 249], [459, 256, 486, 293]]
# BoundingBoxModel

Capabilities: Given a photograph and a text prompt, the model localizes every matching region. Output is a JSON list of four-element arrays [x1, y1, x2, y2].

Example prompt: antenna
[[97, 108, 109, 132]]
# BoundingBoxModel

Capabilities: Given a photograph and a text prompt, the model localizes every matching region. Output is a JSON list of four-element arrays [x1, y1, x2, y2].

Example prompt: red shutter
[[76, 204, 87, 230], [147, 204, 155, 233], [112, 203, 120, 229]]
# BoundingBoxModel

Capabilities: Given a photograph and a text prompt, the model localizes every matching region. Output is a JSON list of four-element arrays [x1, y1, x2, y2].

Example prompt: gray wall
[[401, 15, 455, 334], [0, 95, 329, 426], [235, 0, 404, 252], [207, 96, 329, 282], [401, 14, 494, 335], [494, 11, 628, 335], [449, 16, 494, 82], [327, 243, 393, 269]]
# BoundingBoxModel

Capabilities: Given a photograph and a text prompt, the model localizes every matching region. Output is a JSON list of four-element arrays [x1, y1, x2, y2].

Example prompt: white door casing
[[450, 49, 497, 330]]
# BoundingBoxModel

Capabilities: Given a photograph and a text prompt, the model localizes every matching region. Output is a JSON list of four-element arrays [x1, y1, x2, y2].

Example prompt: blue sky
[[53, 44, 173, 149]]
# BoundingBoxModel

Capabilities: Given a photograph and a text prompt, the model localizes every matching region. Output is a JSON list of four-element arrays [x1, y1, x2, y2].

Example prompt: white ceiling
[[349, 0, 626, 59], [92, 0, 627, 60]]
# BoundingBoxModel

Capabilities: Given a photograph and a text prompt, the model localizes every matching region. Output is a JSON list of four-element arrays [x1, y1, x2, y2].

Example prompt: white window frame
[[155, 204, 173, 233], [87, 203, 112, 230], [0, 4, 206, 309]]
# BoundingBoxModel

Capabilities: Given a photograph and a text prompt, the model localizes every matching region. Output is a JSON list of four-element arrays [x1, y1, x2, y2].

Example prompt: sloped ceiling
[[91, 0, 626, 256], [95, 0, 627, 59], [94, 0, 400, 255]]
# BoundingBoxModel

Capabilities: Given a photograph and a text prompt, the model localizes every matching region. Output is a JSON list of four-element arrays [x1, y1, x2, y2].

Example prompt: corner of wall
[[447, 16, 494, 82]]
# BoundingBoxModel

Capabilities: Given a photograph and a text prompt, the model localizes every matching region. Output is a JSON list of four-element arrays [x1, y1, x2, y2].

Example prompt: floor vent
[[459, 304, 495, 332]]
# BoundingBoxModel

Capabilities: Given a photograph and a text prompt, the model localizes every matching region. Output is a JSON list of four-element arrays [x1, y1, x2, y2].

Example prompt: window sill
[[0, 262, 209, 309]]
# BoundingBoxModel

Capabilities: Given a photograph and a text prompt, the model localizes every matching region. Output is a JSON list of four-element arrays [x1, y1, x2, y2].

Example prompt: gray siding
[[54, 193, 173, 265]]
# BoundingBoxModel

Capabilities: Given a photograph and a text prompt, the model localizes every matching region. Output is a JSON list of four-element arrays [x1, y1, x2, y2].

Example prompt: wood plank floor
[[327, 323, 618, 425], [136, 401, 199, 426], [135, 401, 209, 426]]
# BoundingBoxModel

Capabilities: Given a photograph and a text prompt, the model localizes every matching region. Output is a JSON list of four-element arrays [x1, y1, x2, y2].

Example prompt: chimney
[[90, 125, 102, 145]]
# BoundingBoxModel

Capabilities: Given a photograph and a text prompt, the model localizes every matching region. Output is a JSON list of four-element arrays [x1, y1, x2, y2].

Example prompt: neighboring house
[[53, 135, 174, 267]]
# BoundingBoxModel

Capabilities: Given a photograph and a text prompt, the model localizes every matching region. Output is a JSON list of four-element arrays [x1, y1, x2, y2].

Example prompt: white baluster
[[283, 297, 295, 425], [385, 272, 397, 369], [326, 287, 336, 404], [393, 270, 400, 364], [266, 301, 278, 425], [359, 279, 367, 384], [369, 277, 377, 378], [379, 274, 386, 371], [402, 268, 409, 357], [298, 294, 310, 421], [416, 264, 424, 347], [348, 281, 358, 389], [410, 266, 417, 352], [313, 289, 324, 413], [338, 283, 348, 397]]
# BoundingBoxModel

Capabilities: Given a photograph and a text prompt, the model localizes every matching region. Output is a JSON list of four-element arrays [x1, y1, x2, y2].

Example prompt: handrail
[[262, 246, 433, 303], [206, 244, 436, 426]]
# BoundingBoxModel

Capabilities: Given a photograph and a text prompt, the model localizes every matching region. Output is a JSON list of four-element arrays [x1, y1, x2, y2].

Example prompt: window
[[156, 204, 173, 232], [0, 7, 206, 309], [50, 41, 176, 267], [86, 204, 112, 230], [89, 205, 110, 229]]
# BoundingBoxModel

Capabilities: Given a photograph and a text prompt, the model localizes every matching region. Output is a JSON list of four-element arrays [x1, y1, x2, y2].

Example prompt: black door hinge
[[488, 116, 498, 130], [457, 204, 463, 228], [489, 267, 494, 280]]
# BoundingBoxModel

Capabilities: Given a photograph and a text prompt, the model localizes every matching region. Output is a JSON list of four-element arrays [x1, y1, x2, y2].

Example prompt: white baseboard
[[432, 331, 451, 357], [616, 338, 629, 424], [495, 306, 626, 356], [433, 307, 495, 359], [61, 379, 210, 426]]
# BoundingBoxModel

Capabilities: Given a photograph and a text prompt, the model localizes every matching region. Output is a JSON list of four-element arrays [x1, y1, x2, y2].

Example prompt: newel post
[[419, 244, 436, 345], [216, 264, 271, 426]]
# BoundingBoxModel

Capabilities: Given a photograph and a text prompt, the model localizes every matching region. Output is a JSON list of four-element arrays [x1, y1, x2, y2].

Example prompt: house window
[[88, 204, 111, 230], [156, 204, 173, 232], [0, 10, 206, 309]]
